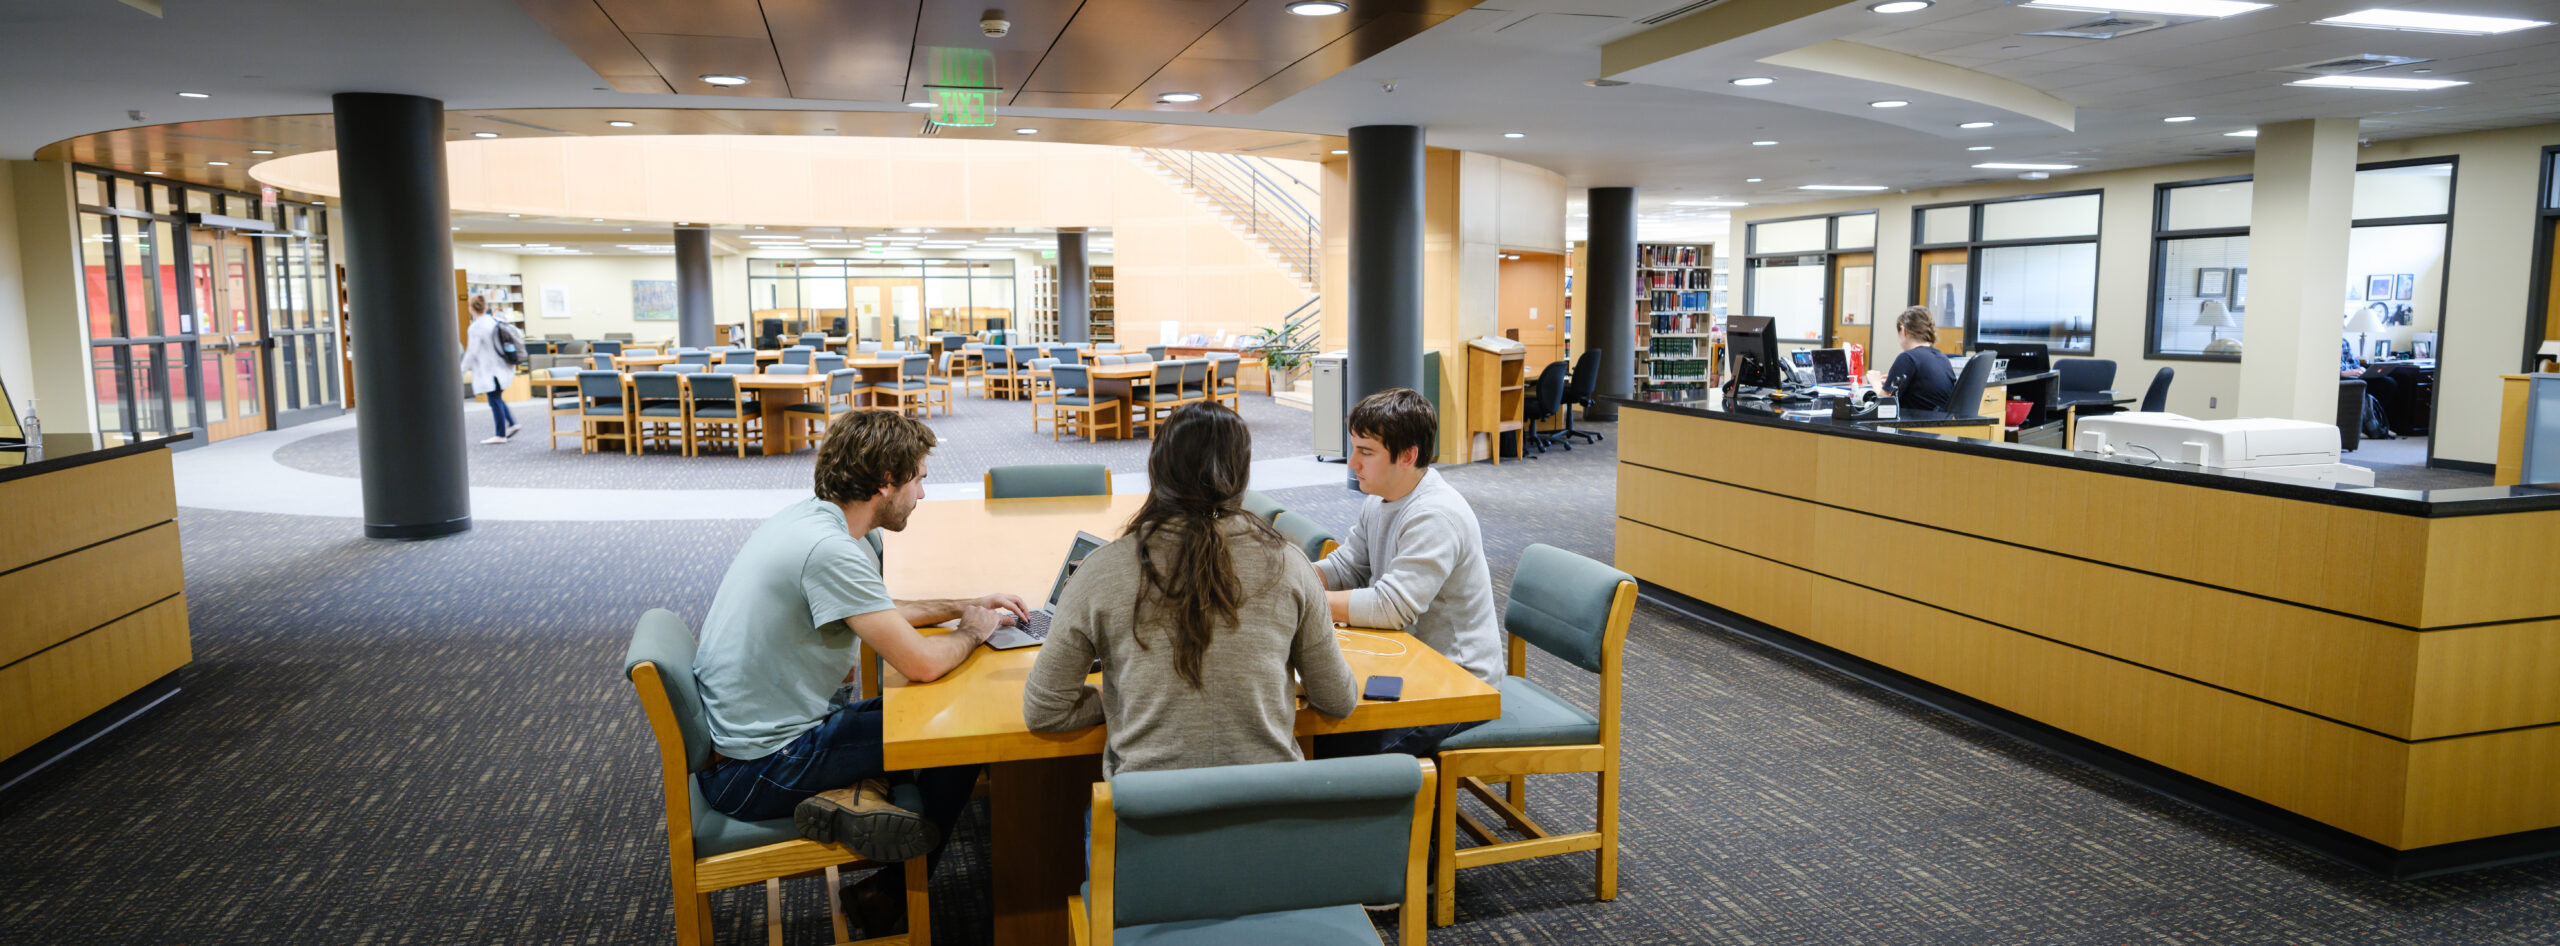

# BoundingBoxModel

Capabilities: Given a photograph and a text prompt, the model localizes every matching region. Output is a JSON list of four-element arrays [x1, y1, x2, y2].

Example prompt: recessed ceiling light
[[507, 214, 521, 218], [143, 170, 164, 176], [1671, 199, 1750, 207], [2315, 9, 2548, 35], [451, 226, 461, 231], [1871, 0, 1933, 11], [1503, 131, 1526, 138], [176, 91, 209, 99], [313, 201, 323, 205], [622, 227, 633, 231], [207, 161, 230, 166], [1974, 162, 2077, 170], [2163, 115, 2196, 122], [2286, 75, 2468, 91], [1157, 92, 1202, 103], [2226, 129, 2259, 137], [1746, 177, 1764, 182], [906, 101, 936, 109], [1968, 145, 1995, 151], [1751, 140, 1778, 146], [2021, 0, 2268, 17], [700, 74, 750, 87], [249, 149, 275, 155], [1014, 127, 1038, 135], [1730, 77, 1776, 87], [1329, 149, 1349, 155], [608, 120, 636, 128], [592, 218, 604, 222], [1870, 100, 1910, 108], [1286, 0, 1348, 15], [1957, 121, 1995, 129], [473, 132, 499, 138], [1800, 185, 1890, 191]]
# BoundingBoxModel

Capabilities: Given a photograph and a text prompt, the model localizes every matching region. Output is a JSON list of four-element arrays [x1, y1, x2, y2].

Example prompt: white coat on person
[[462, 313, 519, 396]]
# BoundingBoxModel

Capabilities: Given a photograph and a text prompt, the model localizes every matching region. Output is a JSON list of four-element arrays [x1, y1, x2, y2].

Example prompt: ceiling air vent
[[2022, 16, 2167, 39], [2276, 54, 2432, 76], [1638, 0, 1731, 27]]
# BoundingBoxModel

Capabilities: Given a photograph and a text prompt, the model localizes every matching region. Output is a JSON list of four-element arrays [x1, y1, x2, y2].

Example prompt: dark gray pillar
[[1347, 124, 1424, 407], [1584, 186, 1637, 420], [675, 227, 714, 348], [332, 92, 469, 539], [1056, 229, 1090, 344]]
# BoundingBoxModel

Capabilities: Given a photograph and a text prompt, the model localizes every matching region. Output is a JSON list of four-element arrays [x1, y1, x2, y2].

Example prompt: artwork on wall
[[541, 286, 570, 320], [2394, 273, 2415, 301], [2230, 267, 2248, 311], [2366, 275, 2394, 301], [2195, 267, 2228, 298], [633, 279, 677, 320]]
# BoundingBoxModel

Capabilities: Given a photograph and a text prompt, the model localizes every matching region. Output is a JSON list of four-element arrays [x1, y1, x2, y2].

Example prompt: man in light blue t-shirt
[[693, 411, 1025, 930]]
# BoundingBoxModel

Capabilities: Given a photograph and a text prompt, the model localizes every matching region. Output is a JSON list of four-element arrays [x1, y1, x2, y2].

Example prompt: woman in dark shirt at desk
[[1878, 306, 1955, 413]]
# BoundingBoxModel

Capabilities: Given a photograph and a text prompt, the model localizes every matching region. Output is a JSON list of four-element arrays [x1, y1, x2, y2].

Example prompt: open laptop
[[984, 530, 1109, 650]]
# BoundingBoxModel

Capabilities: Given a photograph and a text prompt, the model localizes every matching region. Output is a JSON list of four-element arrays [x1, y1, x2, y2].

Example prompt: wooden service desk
[[1609, 396, 2560, 876], [879, 494, 1498, 945]]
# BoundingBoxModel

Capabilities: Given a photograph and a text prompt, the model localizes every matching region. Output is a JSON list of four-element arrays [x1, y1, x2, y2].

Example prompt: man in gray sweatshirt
[[1314, 387, 1503, 758]]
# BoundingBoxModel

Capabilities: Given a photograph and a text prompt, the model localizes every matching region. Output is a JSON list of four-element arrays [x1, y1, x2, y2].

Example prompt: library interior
[[6, 1, 2560, 944]]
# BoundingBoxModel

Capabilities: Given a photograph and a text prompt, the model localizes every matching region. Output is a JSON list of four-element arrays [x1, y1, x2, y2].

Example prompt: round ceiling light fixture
[[1730, 76, 1775, 87], [700, 74, 750, 87], [1870, 1, 1932, 12], [1958, 121, 1995, 129], [1157, 91, 1203, 103], [608, 120, 636, 128], [1286, 0, 1348, 15], [1870, 100, 1910, 108]]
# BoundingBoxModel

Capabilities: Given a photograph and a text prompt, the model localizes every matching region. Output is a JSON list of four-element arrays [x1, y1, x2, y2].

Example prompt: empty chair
[[798, 332, 827, 350], [937, 333, 966, 352], [577, 370, 635, 454], [682, 371, 754, 458], [755, 319, 785, 350], [783, 369, 859, 453], [1094, 342, 1123, 351], [1004, 346, 1042, 400], [663, 363, 704, 374], [985, 464, 1111, 499], [1522, 360, 1572, 458], [857, 340, 883, 354], [1044, 344, 1082, 364], [625, 347, 659, 358], [1209, 354, 1242, 410], [717, 346, 755, 364], [1124, 351, 1153, 363], [1072, 755, 1434, 946], [589, 353, 617, 371], [1095, 353, 1126, 366], [542, 365, 583, 449], [780, 345, 815, 366], [939, 349, 981, 398], [1240, 488, 1283, 523], [1028, 356, 1063, 433], [1273, 510, 1338, 561], [1047, 364, 1119, 442], [1560, 347, 1604, 443], [904, 352, 948, 417], [592, 339, 625, 356], [1146, 345, 1169, 361], [605, 331, 636, 342], [676, 349, 712, 368], [1174, 359, 1210, 409], [711, 363, 757, 375], [978, 345, 1017, 400], [1946, 354, 1999, 420], [810, 352, 846, 375], [1130, 361, 1186, 438], [2140, 366, 2175, 413], [1431, 543, 1637, 927], [763, 363, 811, 375], [630, 371, 688, 453]]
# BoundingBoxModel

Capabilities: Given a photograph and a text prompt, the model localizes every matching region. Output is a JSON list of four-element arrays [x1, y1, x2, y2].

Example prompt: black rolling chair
[[1945, 354, 1998, 420], [2139, 367, 2174, 413], [1522, 360, 1573, 457], [756, 318, 785, 351], [831, 316, 849, 337], [1558, 348, 1604, 444], [2053, 357, 2121, 418], [2337, 379, 2367, 452]]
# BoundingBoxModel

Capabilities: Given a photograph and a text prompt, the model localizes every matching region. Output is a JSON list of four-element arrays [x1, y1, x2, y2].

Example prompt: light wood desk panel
[[0, 449, 176, 575], [0, 595, 191, 762], [0, 521, 184, 670]]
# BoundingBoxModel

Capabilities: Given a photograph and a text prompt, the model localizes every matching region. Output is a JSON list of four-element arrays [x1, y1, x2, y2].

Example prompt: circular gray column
[[1056, 229, 1091, 344], [1584, 187, 1637, 420], [1347, 124, 1425, 406], [675, 227, 714, 347]]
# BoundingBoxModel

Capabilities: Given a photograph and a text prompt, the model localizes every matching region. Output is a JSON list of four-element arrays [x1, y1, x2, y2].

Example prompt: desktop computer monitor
[[1808, 348, 1852, 385], [1974, 342, 2048, 378], [1726, 315, 1788, 390]]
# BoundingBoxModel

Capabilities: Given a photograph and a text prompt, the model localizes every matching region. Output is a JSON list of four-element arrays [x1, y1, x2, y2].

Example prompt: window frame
[[2145, 174, 2254, 362], [1905, 188, 2105, 353], [1741, 210, 1882, 348]]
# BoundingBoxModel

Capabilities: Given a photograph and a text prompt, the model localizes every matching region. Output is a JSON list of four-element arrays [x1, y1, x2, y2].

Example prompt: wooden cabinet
[[1466, 341, 1525, 465]]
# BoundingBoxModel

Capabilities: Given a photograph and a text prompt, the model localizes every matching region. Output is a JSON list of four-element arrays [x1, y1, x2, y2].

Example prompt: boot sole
[[794, 796, 938, 863]]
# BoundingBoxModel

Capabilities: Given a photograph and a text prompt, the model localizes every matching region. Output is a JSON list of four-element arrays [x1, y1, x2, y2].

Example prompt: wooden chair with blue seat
[[1430, 543, 1636, 927], [631, 371, 689, 454], [541, 366, 583, 449], [1273, 510, 1338, 561], [984, 463, 1111, 498], [901, 353, 949, 417], [783, 368, 861, 454], [1047, 365, 1122, 442], [1128, 361, 1187, 438], [577, 369, 636, 454], [1027, 357, 1063, 432], [622, 608, 933, 946], [682, 371, 756, 458], [1070, 755, 1435, 946]]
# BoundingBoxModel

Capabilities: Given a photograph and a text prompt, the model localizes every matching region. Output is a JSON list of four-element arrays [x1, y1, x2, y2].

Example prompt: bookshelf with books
[[1635, 243, 1718, 402], [1029, 264, 1059, 342], [454, 270, 524, 347], [1089, 265, 1115, 344]]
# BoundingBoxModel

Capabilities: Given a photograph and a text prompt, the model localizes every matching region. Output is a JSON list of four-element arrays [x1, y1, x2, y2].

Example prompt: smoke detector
[[981, 10, 1010, 37]]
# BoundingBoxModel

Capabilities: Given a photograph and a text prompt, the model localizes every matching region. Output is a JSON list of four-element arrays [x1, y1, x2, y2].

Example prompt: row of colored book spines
[[1647, 291, 1714, 309], [1641, 272, 1713, 289], [1650, 316, 1709, 333], [1638, 247, 1706, 266]]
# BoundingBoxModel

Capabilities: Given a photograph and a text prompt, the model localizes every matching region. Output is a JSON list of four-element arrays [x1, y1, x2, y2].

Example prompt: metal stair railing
[[1135, 148, 1320, 287], [1258, 295, 1322, 390]]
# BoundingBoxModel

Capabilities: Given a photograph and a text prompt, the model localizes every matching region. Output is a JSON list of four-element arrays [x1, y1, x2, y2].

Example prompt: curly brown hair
[[1895, 306, 1937, 345], [814, 411, 937, 505]]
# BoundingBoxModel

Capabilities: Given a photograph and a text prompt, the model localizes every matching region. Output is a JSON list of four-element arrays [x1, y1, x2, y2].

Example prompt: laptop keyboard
[[1014, 609, 1053, 641]]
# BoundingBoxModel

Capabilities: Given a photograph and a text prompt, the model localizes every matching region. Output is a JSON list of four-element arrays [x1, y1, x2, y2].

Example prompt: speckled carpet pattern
[[5, 407, 2559, 945]]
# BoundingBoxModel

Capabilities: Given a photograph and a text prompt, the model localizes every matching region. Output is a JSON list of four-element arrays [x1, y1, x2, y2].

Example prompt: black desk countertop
[[1606, 396, 2560, 518], [0, 432, 193, 484]]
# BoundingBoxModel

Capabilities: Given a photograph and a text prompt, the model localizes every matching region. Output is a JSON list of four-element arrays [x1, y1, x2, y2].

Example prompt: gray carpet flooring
[[4, 408, 2559, 944], [2340, 434, 2496, 491]]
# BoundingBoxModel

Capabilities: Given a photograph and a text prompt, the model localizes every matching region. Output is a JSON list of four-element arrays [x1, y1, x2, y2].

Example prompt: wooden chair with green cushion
[[984, 463, 1111, 499], [577, 369, 636, 455], [1209, 354, 1243, 410], [1071, 755, 1435, 946], [1128, 362, 1187, 438], [631, 371, 688, 454], [682, 372, 755, 458], [1240, 489, 1284, 524], [1027, 357, 1063, 433], [1047, 365, 1120, 443], [888, 353, 937, 418], [1430, 543, 1636, 927], [542, 366, 583, 450], [1272, 510, 1337, 561], [784, 368, 860, 454], [622, 608, 932, 946]]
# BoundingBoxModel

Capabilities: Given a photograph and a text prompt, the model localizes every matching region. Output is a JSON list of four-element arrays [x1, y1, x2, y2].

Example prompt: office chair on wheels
[[1559, 348, 1604, 443], [1521, 360, 1573, 457]]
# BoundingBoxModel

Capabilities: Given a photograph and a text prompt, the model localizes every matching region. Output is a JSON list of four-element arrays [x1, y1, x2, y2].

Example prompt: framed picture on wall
[[2414, 339, 2434, 359], [2372, 338, 2393, 360], [2230, 268, 2248, 311], [2367, 275, 2394, 301], [2394, 273, 2415, 301], [2195, 267, 2228, 298], [633, 280, 677, 320]]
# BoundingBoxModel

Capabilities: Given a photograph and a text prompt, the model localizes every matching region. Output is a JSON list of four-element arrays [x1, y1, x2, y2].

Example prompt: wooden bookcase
[[453, 269, 525, 346], [1029, 264, 1059, 343], [1089, 265, 1116, 344], [1636, 242, 1719, 403], [1466, 340, 1525, 464]]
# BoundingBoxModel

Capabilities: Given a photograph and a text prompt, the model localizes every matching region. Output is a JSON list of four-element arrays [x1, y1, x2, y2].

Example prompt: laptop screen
[[1047, 532, 1107, 607]]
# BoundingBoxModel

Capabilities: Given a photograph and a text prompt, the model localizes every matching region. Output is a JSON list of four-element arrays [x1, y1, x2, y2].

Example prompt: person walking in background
[[461, 296, 522, 444]]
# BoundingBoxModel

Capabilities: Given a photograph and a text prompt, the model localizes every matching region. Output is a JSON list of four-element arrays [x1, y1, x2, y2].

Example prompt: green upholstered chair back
[[1240, 489, 1283, 523], [687, 372, 738, 402], [1051, 363, 1088, 394], [577, 370, 626, 403], [1107, 755, 1422, 928], [826, 368, 860, 397], [811, 353, 846, 374], [1272, 510, 1334, 562], [987, 464, 1109, 499], [632, 371, 684, 401], [623, 608, 716, 774], [765, 364, 810, 376], [1503, 543, 1632, 674], [712, 364, 757, 375], [780, 346, 814, 366]]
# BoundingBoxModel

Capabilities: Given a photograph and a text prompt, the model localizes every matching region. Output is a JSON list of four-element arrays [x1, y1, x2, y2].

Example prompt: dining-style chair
[[1273, 510, 1337, 561], [1430, 543, 1636, 927], [631, 371, 689, 454], [1094, 353, 1126, 366], [785, 369, 861, 453], [1128, 361, 1186, 438], [799, 332, 828, 350], [626, 347, 661, 358], [577, 370, 635, 455], [677, 349, 713, 368], [593, 339, 626, 356], [1124, 351, 1153, 363], [664, 363, 704, 374], [780, 345, 816, 367], [589, 353, 618, 371], [914, 353, 953, 417], [1047, 364, 1119, 443], [711, 363, 758, 375], [936, 350, 980, 400], [623, 609, 932, 946], [1005, 346, 1041, 400], [1070, 755, 1434, 946], [1145, 345, 1169, 362], [1044, 344, 1082, 365], [887, 353, 935, 418], [980, 345, 1019, 400], [682, 372, 754, 458], [812, 352, 847, 376], [1175, 359, 1211, 410], [1209, 354, 1242, 411], [543, 366, 582, 450], [984, 464, 1111, 499], [1093, 342, 1122, 352], [1027, 357, 1063, 432]]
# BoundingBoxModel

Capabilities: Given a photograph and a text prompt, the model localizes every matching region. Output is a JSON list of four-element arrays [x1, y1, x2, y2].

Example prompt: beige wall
[[0, 161, 28, 422], [8, 161, 91, 435]]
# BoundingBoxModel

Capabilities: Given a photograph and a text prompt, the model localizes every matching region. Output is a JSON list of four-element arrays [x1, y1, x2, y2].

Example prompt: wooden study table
[[604, 371, 829, 456], [613, 353, 677, 370], [1030, 361, 1160, 439], [879, 494, 1499, 946]]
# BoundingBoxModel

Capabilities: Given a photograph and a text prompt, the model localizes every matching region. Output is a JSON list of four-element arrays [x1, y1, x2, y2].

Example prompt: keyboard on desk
[[1013, 609, 1054, 641]]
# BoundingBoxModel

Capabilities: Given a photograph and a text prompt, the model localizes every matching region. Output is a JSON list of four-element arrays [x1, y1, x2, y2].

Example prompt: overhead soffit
[[512, 0, 1483, 115]]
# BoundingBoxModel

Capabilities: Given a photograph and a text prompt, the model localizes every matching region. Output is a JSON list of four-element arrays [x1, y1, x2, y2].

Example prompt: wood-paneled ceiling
[[515, 0, 1481, 114]]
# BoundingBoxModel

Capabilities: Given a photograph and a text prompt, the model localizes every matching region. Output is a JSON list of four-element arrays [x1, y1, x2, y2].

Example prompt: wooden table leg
[[990, 755, 1096, 946], [759, 388, 806, 455]]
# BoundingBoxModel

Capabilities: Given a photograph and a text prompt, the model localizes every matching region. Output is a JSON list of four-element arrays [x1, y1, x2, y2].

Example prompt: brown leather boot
[[794, 778, 938, 863]]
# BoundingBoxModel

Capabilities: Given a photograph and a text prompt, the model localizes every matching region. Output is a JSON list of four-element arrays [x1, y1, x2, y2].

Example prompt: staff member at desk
[[1875, 306, 1955, 413]]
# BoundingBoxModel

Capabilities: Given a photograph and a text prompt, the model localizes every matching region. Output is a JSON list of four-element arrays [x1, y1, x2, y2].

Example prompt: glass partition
[[1975, 242, 2097, 352]]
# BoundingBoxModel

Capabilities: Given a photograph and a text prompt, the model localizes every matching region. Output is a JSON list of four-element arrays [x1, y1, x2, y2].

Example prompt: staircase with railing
[[1131, 148, 1321, 292]]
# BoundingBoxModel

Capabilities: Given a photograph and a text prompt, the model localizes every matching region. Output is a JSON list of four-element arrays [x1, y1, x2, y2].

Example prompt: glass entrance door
[[192, 231, 267, 442]]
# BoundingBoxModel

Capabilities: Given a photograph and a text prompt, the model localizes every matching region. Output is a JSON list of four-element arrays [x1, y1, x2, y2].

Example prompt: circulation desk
[[1608, 395, 2560, 875]]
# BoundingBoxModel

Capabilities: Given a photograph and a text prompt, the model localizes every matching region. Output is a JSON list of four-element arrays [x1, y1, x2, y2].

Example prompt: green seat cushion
[[1115, 905, 1382, 945], [1054, 394, 1104, 406], [1436, 675, 1599, 751], [689, 405, 745, 419], [783, 402, 850, 415], [638, 404, 686, 418], [583, 406, 632, 417]]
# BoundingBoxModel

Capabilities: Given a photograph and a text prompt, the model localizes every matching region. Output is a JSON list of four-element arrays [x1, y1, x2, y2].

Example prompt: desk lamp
[[2345, 306, 2385, 363], [2194, 299, 2232, 345]]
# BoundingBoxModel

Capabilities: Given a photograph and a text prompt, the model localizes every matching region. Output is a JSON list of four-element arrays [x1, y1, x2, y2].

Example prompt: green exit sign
[[928, 88, 997, 126], [925, 47, 1000, 126]]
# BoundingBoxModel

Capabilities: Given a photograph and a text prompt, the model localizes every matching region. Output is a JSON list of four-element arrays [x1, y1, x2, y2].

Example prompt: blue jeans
[[485, 390, 516, 437], [697, 696, 982, 843]]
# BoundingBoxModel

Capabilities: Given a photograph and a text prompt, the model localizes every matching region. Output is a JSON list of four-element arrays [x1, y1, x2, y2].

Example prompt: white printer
[[2074, 412, 2375, 488]]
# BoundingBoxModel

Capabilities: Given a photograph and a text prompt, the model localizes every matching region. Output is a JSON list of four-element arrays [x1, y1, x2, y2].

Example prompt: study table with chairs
[[623, 465, 1640, 946]]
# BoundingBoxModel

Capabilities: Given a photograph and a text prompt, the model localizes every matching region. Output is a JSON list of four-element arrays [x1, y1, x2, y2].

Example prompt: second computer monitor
[[1725, 315, 1787, 389], [1808, 348, 1852, 385]]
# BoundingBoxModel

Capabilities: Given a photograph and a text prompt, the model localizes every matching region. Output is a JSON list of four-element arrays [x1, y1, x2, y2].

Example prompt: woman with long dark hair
[[1022, 402, 1357, 779]]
